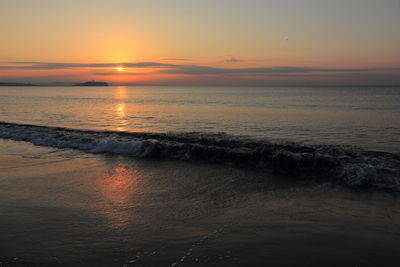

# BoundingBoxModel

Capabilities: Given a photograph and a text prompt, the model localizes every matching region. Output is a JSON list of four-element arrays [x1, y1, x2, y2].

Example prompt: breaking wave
[[1, 121, 399, 191]]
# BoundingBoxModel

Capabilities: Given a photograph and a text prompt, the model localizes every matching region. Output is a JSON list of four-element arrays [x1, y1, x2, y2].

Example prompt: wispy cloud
[[162, 58, 193, 61], [2, 61, 176, 70], [2, 61, 400, 76], [160, 65, 400, 75], [93, 72, 142, 76]]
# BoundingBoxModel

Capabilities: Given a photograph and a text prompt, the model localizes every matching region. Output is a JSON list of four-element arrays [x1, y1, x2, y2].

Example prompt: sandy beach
[[1, 139, 399, 266]]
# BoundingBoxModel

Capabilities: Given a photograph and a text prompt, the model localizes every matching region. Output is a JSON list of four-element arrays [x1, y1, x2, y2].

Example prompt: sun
[[117, 67, 124, 71]]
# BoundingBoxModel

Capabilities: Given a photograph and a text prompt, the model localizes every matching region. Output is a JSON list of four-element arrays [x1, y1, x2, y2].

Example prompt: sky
[[0, 0, 400, 86]]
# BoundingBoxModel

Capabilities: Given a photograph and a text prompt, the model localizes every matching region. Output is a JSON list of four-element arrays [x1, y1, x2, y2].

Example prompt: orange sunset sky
[[1, 0, 400, 86]]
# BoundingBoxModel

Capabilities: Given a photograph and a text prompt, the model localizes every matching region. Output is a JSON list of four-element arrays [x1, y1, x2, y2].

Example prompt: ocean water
[[1, 86, 400, 190], [0, 86, 400, 152], [1, 86, 400, 266]]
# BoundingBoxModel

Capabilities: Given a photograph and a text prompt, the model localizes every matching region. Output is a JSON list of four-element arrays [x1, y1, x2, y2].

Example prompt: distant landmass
[[73, 81, 109, 86], [0, 82, 38, 86]]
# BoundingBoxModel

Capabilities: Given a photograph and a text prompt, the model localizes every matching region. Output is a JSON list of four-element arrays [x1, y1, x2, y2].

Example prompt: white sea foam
[[1, 121, 399, 191]]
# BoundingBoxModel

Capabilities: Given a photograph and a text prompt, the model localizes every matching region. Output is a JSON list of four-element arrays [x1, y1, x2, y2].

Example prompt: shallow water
[[1, 86, 399, 153], [0, 139, 399, 267], [1, 121, 400, 191]]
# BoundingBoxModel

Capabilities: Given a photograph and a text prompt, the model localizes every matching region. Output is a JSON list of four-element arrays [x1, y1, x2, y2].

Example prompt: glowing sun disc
[[117, 67, 124, 71]]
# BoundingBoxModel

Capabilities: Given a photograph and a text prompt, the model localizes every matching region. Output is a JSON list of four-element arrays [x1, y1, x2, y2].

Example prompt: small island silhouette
[[73, 81, 109, 86], [0, 81, 110, 86], [0, 82, 38, 86]]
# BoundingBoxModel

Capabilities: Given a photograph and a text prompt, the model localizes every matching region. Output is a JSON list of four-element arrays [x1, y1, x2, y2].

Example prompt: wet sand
[[0, 139, 399, 267]]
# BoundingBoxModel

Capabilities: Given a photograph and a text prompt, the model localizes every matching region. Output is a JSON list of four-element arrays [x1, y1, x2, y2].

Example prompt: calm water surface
[[0, 86, 399, 152]]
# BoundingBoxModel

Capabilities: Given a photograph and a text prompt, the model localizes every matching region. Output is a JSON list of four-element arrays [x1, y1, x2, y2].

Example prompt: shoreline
[[1, 122, 400, 192], [0, 139, 399, 266]]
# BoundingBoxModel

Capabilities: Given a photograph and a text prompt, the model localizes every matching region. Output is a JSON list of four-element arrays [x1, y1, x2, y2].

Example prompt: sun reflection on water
[[115, 86, 127, 99], [115, 86, 128, 131], [100, 164, 139, 230]]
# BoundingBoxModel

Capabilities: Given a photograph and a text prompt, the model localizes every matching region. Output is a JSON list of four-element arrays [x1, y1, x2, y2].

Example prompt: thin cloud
[[162, 58, 193, 61], [93, 72, 142, 76], [1, 61, 400, 76], [4, 61, 176, 70], [160, 65, 400, 75]]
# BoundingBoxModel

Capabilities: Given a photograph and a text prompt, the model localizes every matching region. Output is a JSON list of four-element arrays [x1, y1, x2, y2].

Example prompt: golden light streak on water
[[115, 86, 128, 131], [99, 165, 140, 230]]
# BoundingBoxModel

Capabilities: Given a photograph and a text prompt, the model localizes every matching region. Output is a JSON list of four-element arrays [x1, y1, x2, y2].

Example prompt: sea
[[0, 86, 399, 266]]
